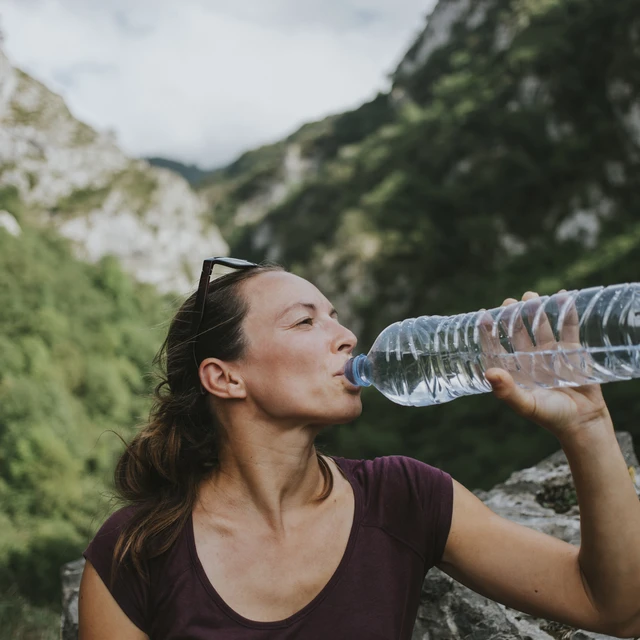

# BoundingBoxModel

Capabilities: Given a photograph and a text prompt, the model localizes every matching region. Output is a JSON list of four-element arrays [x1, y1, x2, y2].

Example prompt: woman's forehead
[[243, 271, 328, 318]]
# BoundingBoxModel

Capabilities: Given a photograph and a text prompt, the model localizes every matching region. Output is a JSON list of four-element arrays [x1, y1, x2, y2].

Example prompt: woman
[[78, 258, 640, 639]]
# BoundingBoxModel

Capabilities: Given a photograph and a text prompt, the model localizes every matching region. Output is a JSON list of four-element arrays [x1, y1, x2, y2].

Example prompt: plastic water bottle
[[344, 283, 640, 407]]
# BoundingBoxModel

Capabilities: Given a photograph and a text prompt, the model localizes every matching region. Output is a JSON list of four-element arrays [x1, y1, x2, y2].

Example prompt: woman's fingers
[[500, 291, 539, 304], [477, 308, 504, 355], [498, 292, 538, 353], [488, 287, 573, 351], [556, 289, 580, 345]]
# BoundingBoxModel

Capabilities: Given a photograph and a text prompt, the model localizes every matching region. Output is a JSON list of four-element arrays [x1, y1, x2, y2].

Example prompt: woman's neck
[[196, 421, 327, 534]]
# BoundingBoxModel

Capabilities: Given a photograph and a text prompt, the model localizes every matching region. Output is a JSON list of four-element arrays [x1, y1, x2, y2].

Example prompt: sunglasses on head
[[189, 257, 258, 375]]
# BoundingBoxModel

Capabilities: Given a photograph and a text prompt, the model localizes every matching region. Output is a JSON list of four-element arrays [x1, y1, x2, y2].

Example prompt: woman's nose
[[336, 324, 357, 353]]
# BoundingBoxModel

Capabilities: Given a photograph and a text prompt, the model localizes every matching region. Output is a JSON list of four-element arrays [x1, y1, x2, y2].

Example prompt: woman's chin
[[335, 397, 364, 423], [311, 400, 363, 427]]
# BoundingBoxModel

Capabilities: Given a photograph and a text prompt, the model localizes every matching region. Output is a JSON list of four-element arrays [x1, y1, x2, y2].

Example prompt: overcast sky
[[0, 0, 435, 168]]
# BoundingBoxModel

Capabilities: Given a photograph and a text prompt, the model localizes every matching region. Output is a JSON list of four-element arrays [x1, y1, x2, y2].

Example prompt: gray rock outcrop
[[61, 432, 640, 639], [61, 559, 84, 640], [411, 431, 640, 640], [0, 47, 227, 294]]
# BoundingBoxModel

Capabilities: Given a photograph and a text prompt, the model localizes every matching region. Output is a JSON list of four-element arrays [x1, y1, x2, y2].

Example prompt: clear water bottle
[[344, 283, 640, 407]]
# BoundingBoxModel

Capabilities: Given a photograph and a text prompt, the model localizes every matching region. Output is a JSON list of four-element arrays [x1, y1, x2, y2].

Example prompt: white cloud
[[0, 0, 434, 167]]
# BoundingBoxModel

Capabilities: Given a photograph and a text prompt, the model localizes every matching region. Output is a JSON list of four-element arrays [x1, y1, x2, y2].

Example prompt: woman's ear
[[199, 358, 247, 399]]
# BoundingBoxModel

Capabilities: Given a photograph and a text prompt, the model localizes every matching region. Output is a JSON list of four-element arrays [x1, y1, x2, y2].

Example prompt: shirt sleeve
[[82, 505, 150, 633], [365, 455, 454, 571]]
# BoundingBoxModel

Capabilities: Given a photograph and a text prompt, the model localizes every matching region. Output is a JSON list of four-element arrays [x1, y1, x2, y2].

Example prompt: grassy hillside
[[198, 93, 394, 244], [0, 187, 173, 632]]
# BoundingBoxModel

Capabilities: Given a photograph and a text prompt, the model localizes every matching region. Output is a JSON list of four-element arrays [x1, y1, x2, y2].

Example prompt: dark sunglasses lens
[[215, 257, 257, 268]]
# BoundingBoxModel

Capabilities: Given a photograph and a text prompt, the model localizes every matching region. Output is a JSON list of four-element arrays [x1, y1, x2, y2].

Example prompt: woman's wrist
[[554, 412, 616, 451]]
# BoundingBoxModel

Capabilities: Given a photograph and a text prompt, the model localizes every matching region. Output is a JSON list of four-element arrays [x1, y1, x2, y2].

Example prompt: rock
[[412, 431, 640, 640], [61, 432, 640, 638], [395, 0, 476, 79], [60, 558, 84, 640], [412, 568, 526, 639], [0, 47, 227, 294], [0, 209, 21, 236], [232, 143, 315, 227]]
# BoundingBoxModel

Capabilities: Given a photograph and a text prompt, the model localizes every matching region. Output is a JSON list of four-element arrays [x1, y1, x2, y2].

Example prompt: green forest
[[1, 0, 640, 636], [0, 187, 174, 636]]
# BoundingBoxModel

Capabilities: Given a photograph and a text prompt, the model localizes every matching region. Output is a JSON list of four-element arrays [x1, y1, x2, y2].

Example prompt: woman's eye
[[297, 318, 313, 326]]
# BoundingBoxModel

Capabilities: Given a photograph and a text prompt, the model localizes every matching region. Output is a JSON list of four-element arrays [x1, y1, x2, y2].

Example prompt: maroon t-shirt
[[83, 455, 453, 639]]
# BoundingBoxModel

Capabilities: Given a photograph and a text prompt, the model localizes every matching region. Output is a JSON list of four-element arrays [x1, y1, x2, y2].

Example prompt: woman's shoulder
[[334, 455, 453, 568], [333, 454, 449, 488], [84, 502, 192, 570], [333, 455, 452, 526], [89, 503, 142, 545], [83, 503, 154, 633], [83, 504, 145, 572]]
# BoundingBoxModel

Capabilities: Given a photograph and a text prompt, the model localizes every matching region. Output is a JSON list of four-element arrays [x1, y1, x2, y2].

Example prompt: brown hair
[[109, 263, 336, 588]]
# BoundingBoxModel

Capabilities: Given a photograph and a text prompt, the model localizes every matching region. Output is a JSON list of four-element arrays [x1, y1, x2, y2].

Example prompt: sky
[[0, 0, 435, 168]]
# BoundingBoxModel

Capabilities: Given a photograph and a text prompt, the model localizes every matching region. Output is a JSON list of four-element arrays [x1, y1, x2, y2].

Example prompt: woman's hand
[[483, 290, 612, 441]]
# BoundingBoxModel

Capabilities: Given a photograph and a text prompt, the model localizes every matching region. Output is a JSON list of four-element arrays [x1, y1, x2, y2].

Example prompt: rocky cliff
[[0, 47, 227, 294], [188, 0, 640, 492], [195, 0, 640, 340]]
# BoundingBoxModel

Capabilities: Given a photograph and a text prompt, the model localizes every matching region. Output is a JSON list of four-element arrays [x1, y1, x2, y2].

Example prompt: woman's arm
[[439, 421, 640, 638], [78, 560, 149, 640], [561, 420, 640, 638], [437, 289, 640, 638]]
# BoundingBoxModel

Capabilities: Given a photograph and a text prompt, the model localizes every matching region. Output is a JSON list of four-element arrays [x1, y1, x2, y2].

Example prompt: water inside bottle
[[371, 344, 640, 407]]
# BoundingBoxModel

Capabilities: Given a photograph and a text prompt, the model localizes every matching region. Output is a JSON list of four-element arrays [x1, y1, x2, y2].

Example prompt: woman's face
[[236, 271, 362, 426]]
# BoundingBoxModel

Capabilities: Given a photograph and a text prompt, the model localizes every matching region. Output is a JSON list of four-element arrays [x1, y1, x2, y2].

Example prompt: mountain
[[196, 92, 393, 248], [198, 0, 640, 329], [0, 43, 226, 622], [0, 48, 227, 294], [145, 157, 211, 187], [0, 203, 171, 613], [194, 0, 640, 487]]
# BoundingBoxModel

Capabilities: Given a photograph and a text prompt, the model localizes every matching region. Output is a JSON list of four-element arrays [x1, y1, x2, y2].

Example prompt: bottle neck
[[344, 354, 372, 387]]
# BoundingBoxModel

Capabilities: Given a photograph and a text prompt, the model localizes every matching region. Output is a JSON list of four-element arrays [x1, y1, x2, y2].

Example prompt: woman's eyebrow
[[277, 302, 338, 320]]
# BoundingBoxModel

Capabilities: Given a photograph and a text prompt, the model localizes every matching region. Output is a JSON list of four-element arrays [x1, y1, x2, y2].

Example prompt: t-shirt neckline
[[186, 456, 363, 629]]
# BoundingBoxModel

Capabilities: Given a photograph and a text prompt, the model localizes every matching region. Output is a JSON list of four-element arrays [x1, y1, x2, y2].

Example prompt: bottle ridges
[[370, 283, 640, 406]]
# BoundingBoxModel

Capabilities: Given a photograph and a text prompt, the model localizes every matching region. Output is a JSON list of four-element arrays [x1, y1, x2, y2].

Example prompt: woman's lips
[[335, 371, 360, 390], [333, 361, 351, 377]]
